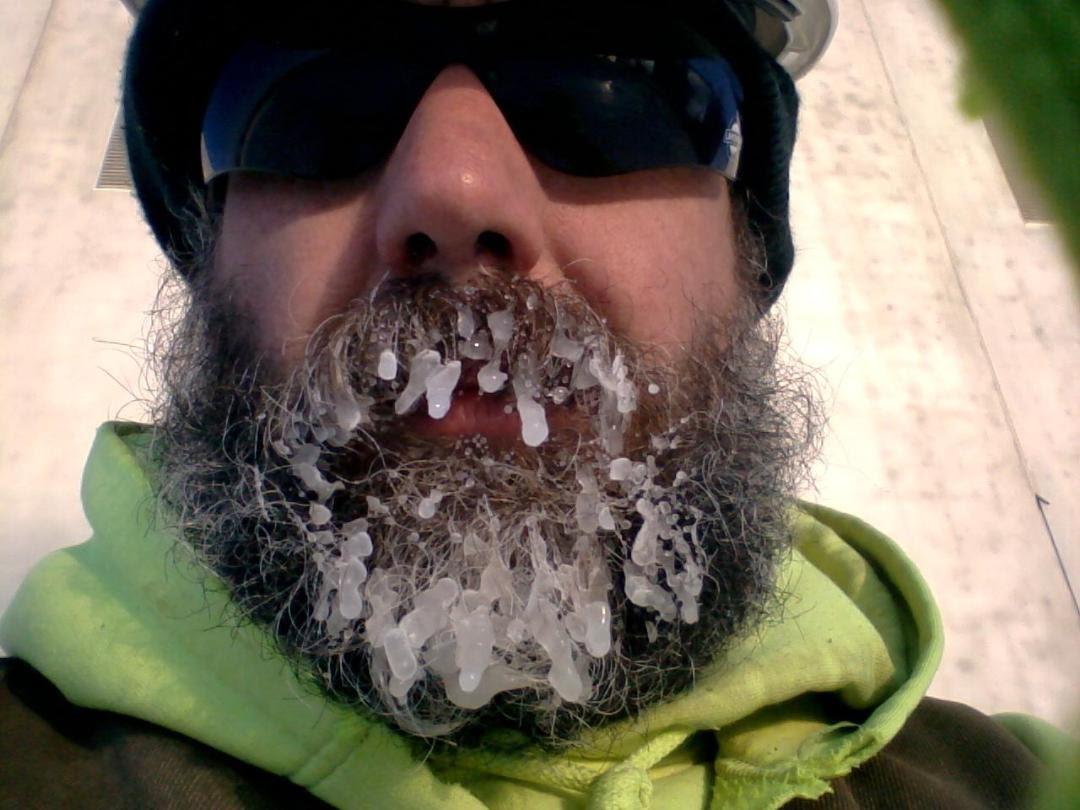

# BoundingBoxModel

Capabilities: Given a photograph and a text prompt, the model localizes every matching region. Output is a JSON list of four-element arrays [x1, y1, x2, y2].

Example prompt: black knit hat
[[123, 0, 798, 303]]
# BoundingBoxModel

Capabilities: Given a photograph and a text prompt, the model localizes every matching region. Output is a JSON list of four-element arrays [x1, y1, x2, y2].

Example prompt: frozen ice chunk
[[624, 573, 677, 621], [513, 376, 549, 447], [400, 601, 449, 648], [550, 330, 584, 362], [399, 579, 457, 645], [366, 495, 389, 515], [583, 601, 611, 656], [460, 329, 493, 360], [549, 653, 584, 703], [455, 609, 496, 693], [598, 506, 616, 531], [631, 499, 660, 565], [506, 618, 527, 644], [417, 490, 444, 519], [342, 530, 373, 560], [332, 390, 365, 433], [456, 305, 477, 339], [565, 612, 587, 643], [479, 555, 514, 607], [377, 348, 398, 381], [575, 491, 600, 533], [395, 349, 442, 415], [487, 309, 514, 344], [444, 663, 532, 710], [478, 360, 507, 393], [609, 457, 633, 481], [309, 502, 332, 526], [680, 597, 699, 624], [388, 673, 414, 701], [571, 355, 598, 390], [575, 467, 600, 533], [337, 558, 368, 620], [309, 530, 335, 547], [423, 578, 460, 608], [291, 456, 344, 503], [425, 361, 461, 419], [384, 627, 418, 681]]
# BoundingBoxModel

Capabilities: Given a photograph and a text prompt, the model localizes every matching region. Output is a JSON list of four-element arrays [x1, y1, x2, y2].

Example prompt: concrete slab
[[785, 0, 1080, 726], [0, 0, 160, 621], [861, 0, 1080, 622], [0, 0, 54, 139]]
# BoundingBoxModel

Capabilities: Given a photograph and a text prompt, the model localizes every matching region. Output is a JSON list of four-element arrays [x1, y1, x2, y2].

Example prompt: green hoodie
[[0, 423, 942, 810]]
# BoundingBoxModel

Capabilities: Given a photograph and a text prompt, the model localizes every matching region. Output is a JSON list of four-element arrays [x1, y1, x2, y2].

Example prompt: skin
[[213, 65, 743, 373]]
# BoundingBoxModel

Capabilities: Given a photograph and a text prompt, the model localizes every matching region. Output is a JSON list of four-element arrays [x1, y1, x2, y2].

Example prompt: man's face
[[213, 65, 742, 371], [155, 30, 817, 746]]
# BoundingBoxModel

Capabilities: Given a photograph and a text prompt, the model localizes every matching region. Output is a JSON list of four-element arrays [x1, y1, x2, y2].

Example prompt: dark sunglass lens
[[492, 56, 703, 177], [204, 50, 433, 181]]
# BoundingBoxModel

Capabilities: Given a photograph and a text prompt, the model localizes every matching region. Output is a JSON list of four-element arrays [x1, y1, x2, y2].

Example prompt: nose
[[373, 65, 546, 281]]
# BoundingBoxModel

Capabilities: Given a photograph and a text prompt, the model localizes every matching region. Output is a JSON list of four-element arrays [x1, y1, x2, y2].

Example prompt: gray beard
[[151, 264, 820, 748]]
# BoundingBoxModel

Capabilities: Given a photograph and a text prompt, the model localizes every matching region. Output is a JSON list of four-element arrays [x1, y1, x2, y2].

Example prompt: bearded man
[[0, 1, 1063, 807]]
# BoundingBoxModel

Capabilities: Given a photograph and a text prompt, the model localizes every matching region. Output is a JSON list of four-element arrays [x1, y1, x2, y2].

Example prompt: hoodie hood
[[1, 423, 942, 809]]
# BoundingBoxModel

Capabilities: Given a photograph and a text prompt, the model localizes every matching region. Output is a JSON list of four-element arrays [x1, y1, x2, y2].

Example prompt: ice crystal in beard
[[155, 267, 815, 746], [255, 274, 715, 735]]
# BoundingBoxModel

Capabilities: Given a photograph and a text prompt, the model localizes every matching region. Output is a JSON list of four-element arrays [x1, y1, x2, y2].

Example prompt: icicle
[[550, 329, 584, 362], [532, 607, 584, 702], [631, 499, 660, 566], [309, 502, 332, 526], [454, 608, 496, 693], [417, 490, 444, 519], [478, 361, 508, 393], [550, 386, 571, 405], [384, 627, 418, 681], [366, 495, 389, 515], [425, 361, 461, 419], [487, 309, 514, 344], [332, 389, 365, 433], [394, 349, 442, 415], [377, 348, 398, 381], [598, 506, 616, 531], [290, 444, 344, 502], [575, 466, 600, 533], [337, 558, 368, 620], [609, 457, 633, 481], [460, 329, 493, 361], [513, 375, 549, 447], [456, 305, 477, 339], [399, 580, 456, 648], [583, 601, 611, 656], [624, 570, 677, 621]]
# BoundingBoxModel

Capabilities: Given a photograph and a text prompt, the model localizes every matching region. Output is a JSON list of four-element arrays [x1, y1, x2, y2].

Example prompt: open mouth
[[400, 360, 582, 446]]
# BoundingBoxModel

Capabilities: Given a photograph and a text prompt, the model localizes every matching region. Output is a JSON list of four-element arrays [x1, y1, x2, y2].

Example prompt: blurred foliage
[[937, 0, 1080, 274]]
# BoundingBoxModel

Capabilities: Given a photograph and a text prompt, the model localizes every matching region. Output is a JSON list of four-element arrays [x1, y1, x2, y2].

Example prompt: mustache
[[264, 270, 674, 459]]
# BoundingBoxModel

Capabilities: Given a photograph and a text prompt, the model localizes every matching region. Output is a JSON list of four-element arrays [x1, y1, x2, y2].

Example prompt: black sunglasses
[[200, 3, 745, 184]]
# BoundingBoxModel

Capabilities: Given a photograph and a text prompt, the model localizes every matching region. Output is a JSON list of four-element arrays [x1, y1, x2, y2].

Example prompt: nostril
[[476, 230, 512, 261], [405, 233, 437, 264]]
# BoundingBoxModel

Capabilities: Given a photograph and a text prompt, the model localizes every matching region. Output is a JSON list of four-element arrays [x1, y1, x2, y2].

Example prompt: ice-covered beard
[[154, 268, 818, 747]]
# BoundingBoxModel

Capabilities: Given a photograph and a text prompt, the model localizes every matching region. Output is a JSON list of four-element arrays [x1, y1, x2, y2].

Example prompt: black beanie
[[123, 0, 798, 304]]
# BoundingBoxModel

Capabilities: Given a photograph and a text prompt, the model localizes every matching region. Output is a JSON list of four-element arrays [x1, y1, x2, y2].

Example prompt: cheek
[[549, 195, 740, 349], [214, 180, 380, 362]]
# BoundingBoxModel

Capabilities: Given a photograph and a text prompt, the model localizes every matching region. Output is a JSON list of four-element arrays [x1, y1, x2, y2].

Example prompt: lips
[[401, 360, 579, 446]]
